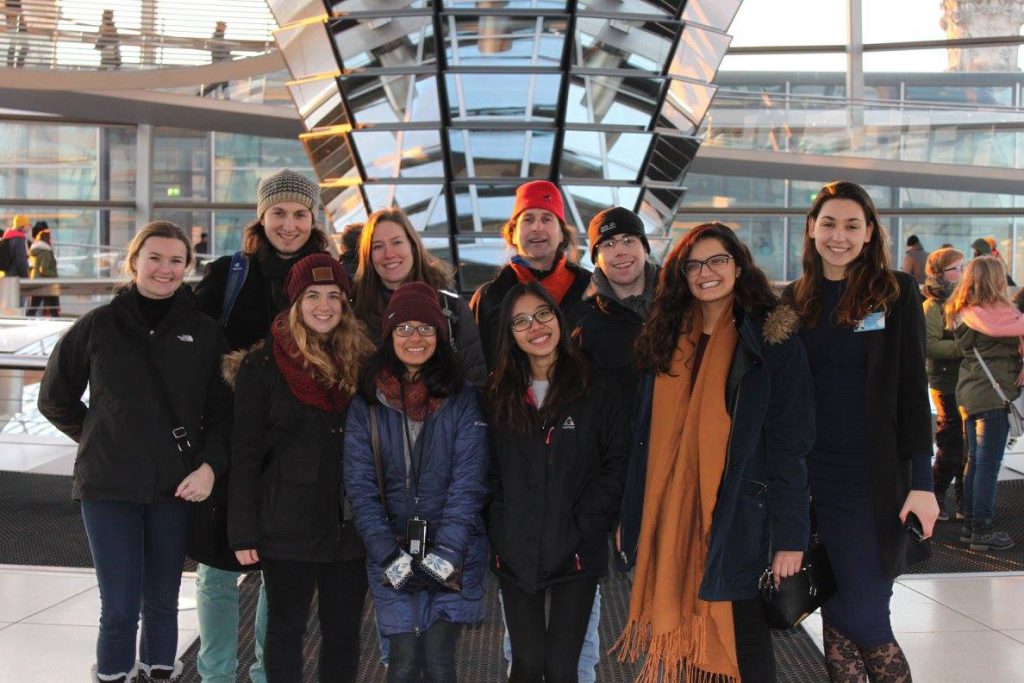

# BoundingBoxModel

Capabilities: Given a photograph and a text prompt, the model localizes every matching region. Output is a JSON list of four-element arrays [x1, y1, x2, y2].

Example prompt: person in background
[[193, 168, 329, 683], [922, 248, 966, 522], [338, 222, 362, 281], [471, 180, 591, 367], [945, 256, 1021, 552], [0, 213, 29, 278], [902, 234, 927, 285], [200, 20, 231, 97], [228, 254, 374, 682], [618, 223, 812, 683], [353, 208, 486, 387], [95, 9, 121, 70], [28, 221, 60, 317], [38, 221, 231, 682], [345, 282, 488, 682], [972, 237, 1016, 286], [785, 180, 937, 682], [487, 282, 628, 683]]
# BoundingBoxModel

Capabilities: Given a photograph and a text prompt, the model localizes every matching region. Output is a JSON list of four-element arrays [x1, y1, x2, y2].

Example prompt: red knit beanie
[[285, 253, 352, 304], [512, 180, 565, 224], [382, 281, 449, 343]]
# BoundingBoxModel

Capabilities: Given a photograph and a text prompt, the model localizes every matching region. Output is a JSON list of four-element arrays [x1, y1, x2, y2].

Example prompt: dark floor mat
[[177, 571, 827, 682], [905, 478, 1024, 574]]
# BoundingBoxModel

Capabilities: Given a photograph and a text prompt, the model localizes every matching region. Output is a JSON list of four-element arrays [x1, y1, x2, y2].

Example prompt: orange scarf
[[616, 307, 740, 683], [509, 255, 576, 305]]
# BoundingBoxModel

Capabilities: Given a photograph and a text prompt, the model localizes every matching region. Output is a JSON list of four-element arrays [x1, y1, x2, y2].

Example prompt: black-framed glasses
[[681, 253, 733, 277], [394, 324, 436, 338], [942, 264, 964, 274], [511, 306, 556, 332]]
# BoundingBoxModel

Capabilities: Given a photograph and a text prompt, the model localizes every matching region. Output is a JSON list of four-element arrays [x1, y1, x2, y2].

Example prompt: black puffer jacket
[[471, 261, 591, 369], [196, 242, 324, 351], [227, 342, 363, 563], [487, 373, 629, 594], [38, 286, 231, 502]]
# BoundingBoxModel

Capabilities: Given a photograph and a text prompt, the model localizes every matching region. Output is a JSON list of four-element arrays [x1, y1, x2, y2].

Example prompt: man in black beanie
[[574, 206, 659, 395]]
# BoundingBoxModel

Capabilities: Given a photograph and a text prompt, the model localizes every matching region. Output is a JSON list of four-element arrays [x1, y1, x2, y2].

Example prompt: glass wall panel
[[728, 0, 846, 48], [0, 122, 99, 201], [3, 207, 136, 278], [154, 128, 210, 201], [864, 47, 1024, 77], [447, 73, 562, 121], [682, 174, 785, 208], [444, 15, 568, 66], [336, 15, 435, 70], [565, 75, 662, 126], [213, 133, 313, 202], [576, 17, 675, 74], [351, 130, 444, 179], [105, 127, 138, 202], [674, 214, 787, 281], [863, 0, 966, 44], [343, 73, 440, 125]]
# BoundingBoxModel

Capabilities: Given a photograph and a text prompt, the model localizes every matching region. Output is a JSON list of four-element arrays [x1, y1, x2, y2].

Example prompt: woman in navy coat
[[344, 281, 488, 683]]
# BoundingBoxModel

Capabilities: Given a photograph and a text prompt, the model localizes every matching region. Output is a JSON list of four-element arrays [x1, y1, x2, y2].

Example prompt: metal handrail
[[0, 354, 48, 371]]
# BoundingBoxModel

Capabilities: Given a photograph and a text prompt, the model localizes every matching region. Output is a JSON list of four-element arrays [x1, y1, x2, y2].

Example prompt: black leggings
[[261, 557, 367, 683], [732, 596, 776, 683], [500, 576, 599, 683]]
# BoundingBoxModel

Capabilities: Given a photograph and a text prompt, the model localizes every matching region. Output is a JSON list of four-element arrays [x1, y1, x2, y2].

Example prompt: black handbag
[[759, 539, 837, 629]]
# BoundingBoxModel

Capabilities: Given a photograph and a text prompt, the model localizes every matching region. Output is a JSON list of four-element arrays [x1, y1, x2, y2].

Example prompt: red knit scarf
[[271, 314, 349, 413], [509, 255, 576, 305], [375, 367, 442, 422]]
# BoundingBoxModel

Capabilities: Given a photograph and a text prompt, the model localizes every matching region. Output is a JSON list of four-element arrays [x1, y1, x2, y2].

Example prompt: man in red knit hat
[[470, 180, 591, 367]]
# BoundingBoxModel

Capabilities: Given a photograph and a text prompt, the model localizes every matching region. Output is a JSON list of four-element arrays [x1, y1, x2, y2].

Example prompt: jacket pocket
[[262, 460, 320, 537], [730, 479, 769, 583]]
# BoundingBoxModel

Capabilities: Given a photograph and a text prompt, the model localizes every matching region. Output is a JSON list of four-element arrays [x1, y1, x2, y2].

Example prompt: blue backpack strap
[[218, 251, 249, 327]]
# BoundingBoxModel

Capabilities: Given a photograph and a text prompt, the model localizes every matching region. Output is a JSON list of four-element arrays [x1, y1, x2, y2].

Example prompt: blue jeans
[[964, 408, 1010, 524], [501, 584, 602, 682], [196, 564, 267, 683], [81, 499, 190, 679]]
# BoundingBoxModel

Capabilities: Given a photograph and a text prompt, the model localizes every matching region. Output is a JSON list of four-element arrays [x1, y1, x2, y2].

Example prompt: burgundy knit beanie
[[285, 253, 352, 305], [512, 180, 565, 223], [382, 281, 449, 343]]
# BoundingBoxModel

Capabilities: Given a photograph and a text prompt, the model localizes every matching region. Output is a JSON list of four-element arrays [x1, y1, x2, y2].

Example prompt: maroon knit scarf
[[271, 314, 349, 413], [375, 366, 441, 422]]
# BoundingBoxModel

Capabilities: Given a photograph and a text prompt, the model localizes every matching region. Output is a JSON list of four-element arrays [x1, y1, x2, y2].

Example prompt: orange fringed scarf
[[508, 254, 576, 305], [615, 307, 740, 683]]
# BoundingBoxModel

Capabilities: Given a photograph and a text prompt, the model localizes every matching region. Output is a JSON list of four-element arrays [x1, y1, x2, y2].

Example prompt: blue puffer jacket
[[344, 385, 488, 636]]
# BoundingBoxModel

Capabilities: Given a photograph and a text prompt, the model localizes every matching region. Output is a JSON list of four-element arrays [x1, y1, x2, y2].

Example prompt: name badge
[[854, 311, 886, 332]]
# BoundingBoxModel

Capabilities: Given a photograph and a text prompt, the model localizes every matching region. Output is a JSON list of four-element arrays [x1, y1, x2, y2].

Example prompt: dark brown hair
[[486, 282, 587, 434], [633, 222, 778, 374], [352, 208, 453, 333], [790, 180, 899, 328]]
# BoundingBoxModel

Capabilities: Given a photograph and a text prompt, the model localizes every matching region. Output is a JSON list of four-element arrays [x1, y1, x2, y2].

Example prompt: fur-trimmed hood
[[759, 304, 799, 345], [221, 340, 265, 389]]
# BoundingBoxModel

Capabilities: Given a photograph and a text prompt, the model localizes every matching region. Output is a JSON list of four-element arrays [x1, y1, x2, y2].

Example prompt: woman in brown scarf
[[618, 223, 815, 682]]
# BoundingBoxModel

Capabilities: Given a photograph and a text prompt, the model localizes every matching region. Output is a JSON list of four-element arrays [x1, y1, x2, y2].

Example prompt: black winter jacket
[[487, 373, 629, 594], [196, 243, 324, 351], [227, 342, 364, 563], [471, 262, 591, 369], [618, 305, 814, 601], [38, 286, 231, 502]]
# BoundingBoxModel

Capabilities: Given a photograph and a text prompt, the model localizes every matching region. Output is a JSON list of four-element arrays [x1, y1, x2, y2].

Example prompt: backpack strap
[[439, 289, 459, 353], [218, 251, 249, 327]]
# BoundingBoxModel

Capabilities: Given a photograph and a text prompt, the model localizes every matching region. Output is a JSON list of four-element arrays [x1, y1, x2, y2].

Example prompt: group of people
[[0, 213, 60, 316], [40, 170, 986, 683]]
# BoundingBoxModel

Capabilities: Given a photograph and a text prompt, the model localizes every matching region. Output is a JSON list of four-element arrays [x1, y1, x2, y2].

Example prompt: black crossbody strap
[[368, 404, 387, 513], [114, 316, 194, 465]]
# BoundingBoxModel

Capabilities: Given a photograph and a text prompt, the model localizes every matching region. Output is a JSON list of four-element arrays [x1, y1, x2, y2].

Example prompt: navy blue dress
[[799, 278, 896, 648]]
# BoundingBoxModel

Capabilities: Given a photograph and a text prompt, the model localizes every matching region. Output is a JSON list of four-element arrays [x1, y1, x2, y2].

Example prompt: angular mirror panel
[[445, 1, 568, 9], [443, 14, 568, 66], [577, 0, 677, 17], [343, 73, 441, 125], [323, 184, 368, 231], [561, 130, 651, 181], [302, 133, 360, 184], [330, 0, 429, 14], [565, 74, 662, 126], [658, 78, 717, 135], [669, 24, 731, 83], [351, 130, 445, 180], [638, 185, 685, 227], [446, 73, 562, 121], [275, 21, 337, 81], [267, 0, 328, 29], [643, 134, 700, 184], [576, 16, 675, 74], [682, 0, 741, 32], [332, 14, 436, 70], [288, 75, 349, 132]]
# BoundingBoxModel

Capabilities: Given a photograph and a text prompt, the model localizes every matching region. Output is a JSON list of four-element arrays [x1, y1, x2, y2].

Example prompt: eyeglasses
[[394, 324, 436, 338], [681, 253, 733, 277], [511, 306, 556, 332], [597, 235, 641, 252], [942, 264, 964, 274]]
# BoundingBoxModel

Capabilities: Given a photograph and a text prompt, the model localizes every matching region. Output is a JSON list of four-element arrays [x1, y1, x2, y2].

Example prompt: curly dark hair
[[486, 282, 587, 434], [633, 222, 779, 374]]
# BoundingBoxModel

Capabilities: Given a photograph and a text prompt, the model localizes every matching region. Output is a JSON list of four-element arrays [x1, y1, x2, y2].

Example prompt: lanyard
[[398, 381, 426, 503]]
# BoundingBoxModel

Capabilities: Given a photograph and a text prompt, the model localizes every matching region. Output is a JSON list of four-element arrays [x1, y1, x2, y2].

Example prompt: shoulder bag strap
[[439, 289, 459, 352], [972, 346, 1012, 406], [368, 404, 388, 513]]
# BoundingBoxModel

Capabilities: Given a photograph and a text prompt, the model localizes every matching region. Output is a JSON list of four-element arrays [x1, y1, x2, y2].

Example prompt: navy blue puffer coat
[[343, 385, 488, 636]]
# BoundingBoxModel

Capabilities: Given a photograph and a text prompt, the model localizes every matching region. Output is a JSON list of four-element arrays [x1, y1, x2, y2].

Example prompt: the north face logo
[[562, 416, 575, 429], [177, 334, 194, 343], [599, 221, 616, 234]]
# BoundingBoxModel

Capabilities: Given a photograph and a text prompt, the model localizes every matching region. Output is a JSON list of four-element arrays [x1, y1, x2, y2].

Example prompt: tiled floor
[[3, 437, 1024, 681]]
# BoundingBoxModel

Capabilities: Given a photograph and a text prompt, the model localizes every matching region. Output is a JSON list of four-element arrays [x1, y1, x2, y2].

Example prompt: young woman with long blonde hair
[[227, 253, 374, 682], [944, 255, 1023, 551]]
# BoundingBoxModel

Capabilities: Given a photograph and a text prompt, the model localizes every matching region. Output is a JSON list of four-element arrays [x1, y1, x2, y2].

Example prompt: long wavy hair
[[278, 294, 374, 397], [789, 180, 899, 328], [487, 282, 587, 434], [120, 220, 194, 290], [634, 222, 778, 375], [944, 256, 1012, 330], [353, 208, 453, 333]]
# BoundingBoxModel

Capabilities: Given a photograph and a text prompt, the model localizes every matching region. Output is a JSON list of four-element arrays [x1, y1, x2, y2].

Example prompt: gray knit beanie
[[256, 169, 321, 218]]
